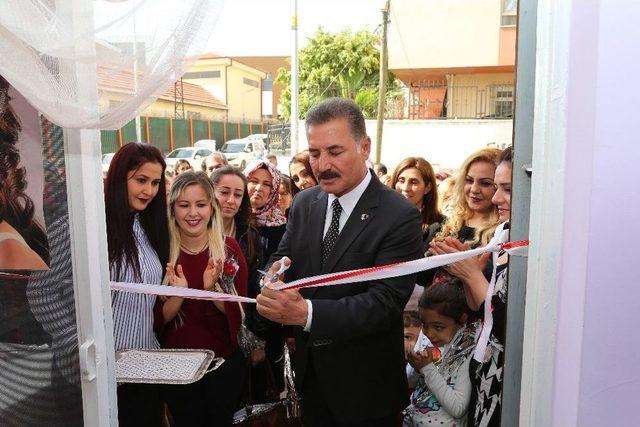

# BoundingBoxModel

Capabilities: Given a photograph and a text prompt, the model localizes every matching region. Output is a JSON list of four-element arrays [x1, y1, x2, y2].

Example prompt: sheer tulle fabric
[[0, 0, 225, 129]]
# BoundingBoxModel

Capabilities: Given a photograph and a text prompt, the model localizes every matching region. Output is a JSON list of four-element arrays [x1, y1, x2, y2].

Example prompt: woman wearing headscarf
[[246, 161, 287, 264], [244, 160, 288, 398]]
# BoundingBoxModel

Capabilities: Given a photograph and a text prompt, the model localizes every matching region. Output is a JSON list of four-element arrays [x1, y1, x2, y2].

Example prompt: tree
[[276, 29, 392, 119]]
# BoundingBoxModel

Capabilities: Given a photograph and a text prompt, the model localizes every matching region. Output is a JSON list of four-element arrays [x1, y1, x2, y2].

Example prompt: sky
[[93, 0, 384, 58], [207, 0, 384, 56]]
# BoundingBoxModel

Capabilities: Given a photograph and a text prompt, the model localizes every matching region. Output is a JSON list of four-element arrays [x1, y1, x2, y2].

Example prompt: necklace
[[224, 219, 236, 237], [180, 240, 208, 255]]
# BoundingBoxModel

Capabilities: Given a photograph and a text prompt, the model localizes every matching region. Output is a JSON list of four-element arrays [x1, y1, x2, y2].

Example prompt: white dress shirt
[[304, 170, 372, 331]]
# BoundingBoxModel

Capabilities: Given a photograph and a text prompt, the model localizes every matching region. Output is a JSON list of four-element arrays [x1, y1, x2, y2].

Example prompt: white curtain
[[0, 0, 225, 129]]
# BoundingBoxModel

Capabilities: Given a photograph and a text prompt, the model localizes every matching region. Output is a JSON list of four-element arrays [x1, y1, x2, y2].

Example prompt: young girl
[[156, 171, 248, 426], [404, 280, 475, 427], [104, 142, 169, 426]]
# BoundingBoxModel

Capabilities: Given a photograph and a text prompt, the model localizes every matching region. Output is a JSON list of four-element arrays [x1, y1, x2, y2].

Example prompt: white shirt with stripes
[[111, 214, 162, 351]]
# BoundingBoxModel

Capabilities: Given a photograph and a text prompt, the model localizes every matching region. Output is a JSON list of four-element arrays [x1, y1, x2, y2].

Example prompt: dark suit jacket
[[270, 173, 423, 424]]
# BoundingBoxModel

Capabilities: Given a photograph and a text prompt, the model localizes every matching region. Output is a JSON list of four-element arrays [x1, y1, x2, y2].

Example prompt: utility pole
[[290, 0, 299, 155], [375, 0, 390, 164], [132, 4, 142, 143]]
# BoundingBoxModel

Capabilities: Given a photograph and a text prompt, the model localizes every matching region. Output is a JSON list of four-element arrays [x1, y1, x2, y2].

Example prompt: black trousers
[[301, 357, 401, 427], [164, 349, 246, 427], [117, 382, 163, 427]]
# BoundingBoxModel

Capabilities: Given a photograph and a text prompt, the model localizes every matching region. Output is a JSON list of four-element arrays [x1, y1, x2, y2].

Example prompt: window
[[243, 77, 259, 88], [501, 0, 518, 26], [183, 70, 221, 79], [494, 86, 514, 118]]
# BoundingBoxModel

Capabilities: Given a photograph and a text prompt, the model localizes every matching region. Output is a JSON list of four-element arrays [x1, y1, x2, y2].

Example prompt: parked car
[[102, 153, 115, 177], [165, 146, 213, 171], [220, 138, 264, 170], [194, 139, 217, 150]]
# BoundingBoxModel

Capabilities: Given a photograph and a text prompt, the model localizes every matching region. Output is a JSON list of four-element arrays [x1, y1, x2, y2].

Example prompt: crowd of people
[[105, 97, 513, 427]]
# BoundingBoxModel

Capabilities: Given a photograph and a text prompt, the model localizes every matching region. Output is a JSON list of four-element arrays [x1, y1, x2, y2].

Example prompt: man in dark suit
[[256, 97, 423, 426]]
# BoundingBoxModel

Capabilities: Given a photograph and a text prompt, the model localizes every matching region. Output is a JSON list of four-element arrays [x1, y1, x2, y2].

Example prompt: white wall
[[389, 0, 502, 69], [295, 119, 513, 171], [521, 1, 640, 426]]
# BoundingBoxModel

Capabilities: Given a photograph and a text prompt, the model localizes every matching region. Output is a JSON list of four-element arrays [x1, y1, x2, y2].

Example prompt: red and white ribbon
[[273, 228, 523, 292], [109, 237, 526, 304], [110, 281, 257, 303], [110, 226, 527, 362]]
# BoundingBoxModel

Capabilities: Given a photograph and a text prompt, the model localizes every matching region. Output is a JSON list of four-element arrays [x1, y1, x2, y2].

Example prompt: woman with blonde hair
[[418, 147, 501, 287], [155, 171, 248, 426], [433, 147, 501, 246]]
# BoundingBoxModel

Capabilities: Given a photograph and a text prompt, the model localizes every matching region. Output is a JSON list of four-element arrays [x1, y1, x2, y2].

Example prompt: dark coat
[[269, 174, 423, 424]]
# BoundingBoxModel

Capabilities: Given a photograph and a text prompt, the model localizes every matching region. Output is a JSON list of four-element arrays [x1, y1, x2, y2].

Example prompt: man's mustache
[[317, 170, 341, 180]]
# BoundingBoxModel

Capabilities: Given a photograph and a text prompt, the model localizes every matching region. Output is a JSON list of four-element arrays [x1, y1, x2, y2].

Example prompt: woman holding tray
[[156, 171, 248, 426], [105, 142, 169, 426]]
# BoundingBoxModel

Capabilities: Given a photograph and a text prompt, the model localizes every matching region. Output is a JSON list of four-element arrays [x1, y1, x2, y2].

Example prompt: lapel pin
[[361, 214, 369, 221]]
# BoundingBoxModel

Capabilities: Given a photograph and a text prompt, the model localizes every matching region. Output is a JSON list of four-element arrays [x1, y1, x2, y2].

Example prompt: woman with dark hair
[[0, 76, 49, 270], [390, 156, 445, 239], [174, 159, 193, 176], [391, 157, 446, 310], [210, 166, 263, 300], [104, 141, 169, 426], [210, 166, 273, 402], [278, 174, 294, 216], [288, 150, 317, 195]]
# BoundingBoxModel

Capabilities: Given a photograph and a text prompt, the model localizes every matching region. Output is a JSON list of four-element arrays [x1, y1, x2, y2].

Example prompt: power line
[[390, 5, 421, 84]]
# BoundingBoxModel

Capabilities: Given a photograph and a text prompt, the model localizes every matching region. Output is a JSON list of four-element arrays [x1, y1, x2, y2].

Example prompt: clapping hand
[[203, 257, 223, 291], [429, 237, 490, 282], [166, 263, 188, 288]]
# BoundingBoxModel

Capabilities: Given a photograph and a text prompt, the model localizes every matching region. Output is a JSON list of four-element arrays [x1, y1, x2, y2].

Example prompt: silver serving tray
[[115, 348, 222, 384]]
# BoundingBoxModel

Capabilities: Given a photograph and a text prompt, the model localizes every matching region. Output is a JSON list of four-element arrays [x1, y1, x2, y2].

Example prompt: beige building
[[98, 67, 228, 120], [388, 0, 517, 119], [232, 56, 289, 120], [182, 56, 267, 122]]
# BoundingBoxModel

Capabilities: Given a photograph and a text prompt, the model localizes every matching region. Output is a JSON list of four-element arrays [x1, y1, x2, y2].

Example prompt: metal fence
[[100, 116, 268, 155], [388, 80, 515, 120], [266, 123, 291, 156]]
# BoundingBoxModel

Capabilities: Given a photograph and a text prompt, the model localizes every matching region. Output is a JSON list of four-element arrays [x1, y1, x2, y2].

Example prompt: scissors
[[257, 256, 290, 287]]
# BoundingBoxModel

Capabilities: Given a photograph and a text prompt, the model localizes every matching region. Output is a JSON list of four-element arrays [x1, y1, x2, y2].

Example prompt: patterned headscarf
[[247, 161, 287, 227]]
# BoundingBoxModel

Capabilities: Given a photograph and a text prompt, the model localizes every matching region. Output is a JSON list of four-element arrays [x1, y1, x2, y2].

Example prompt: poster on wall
[[0, 77, 50, 271]]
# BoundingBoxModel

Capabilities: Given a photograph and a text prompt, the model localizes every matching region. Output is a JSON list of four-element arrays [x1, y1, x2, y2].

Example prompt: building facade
[[388, 0, 517, 119], [182, 56, 266, 122]]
